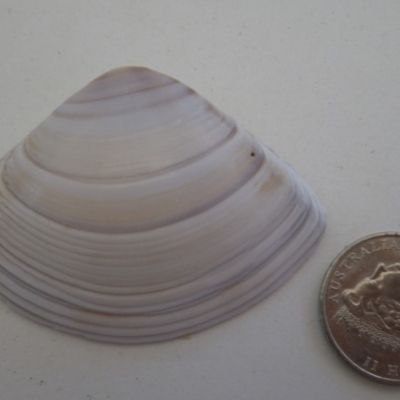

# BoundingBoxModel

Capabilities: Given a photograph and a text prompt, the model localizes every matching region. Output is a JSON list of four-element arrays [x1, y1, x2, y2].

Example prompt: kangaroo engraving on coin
[[320, 232, 400, 384]]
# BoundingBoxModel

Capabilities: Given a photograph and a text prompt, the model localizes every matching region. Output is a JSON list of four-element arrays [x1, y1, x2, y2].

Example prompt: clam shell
[[0, 67, 325, 343]]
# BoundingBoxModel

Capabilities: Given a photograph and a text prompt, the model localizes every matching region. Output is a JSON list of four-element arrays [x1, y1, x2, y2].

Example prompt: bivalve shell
[[0, 67, 325, 343]]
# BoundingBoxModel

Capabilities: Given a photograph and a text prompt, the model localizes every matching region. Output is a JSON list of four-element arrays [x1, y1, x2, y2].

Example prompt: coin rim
[[319, 231, 400, 385]]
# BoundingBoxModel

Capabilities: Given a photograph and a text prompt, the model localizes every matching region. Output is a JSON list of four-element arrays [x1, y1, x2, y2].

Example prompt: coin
[[320, 232, 400, 384]]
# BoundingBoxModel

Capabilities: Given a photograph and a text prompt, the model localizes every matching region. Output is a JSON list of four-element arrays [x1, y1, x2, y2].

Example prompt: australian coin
[[320, 232, 400, 384]]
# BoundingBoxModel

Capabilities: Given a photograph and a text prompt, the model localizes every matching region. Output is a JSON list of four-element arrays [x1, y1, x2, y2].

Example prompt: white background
[[1, 1, 400, 399]]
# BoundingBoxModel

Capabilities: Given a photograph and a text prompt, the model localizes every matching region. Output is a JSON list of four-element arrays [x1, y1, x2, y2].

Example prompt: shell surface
[[0, 67, 325, 343]]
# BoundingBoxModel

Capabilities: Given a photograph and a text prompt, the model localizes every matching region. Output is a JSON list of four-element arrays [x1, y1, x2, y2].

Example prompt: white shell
[[0, 67, 325, 343]]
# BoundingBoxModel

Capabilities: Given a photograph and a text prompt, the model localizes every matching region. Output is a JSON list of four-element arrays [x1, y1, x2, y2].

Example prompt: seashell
[[0, 67, 325, 343]]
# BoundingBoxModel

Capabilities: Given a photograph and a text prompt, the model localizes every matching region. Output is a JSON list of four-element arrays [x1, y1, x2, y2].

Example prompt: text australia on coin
[[320, 232, 400, 384]]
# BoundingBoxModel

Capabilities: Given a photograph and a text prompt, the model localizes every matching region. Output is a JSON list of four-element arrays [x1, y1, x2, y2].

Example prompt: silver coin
[[320, 232, 400, 384]]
